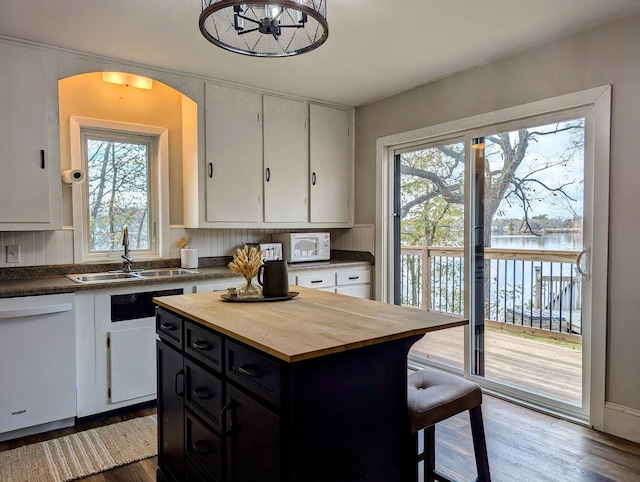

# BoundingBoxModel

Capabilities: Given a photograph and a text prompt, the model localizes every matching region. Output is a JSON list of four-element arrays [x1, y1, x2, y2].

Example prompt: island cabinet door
[[156, 340, 184, 482], [225, 385, 281, 482]]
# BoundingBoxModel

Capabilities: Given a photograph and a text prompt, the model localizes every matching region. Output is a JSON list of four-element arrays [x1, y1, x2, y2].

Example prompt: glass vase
[[237, 277, 262, 299]]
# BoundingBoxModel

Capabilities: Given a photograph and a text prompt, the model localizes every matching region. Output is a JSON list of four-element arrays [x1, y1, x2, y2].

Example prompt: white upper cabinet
[[204, 82, 263, 223], [309, 104, 351, 224], [263, 95, 308, 223], [0, 42, 61, 230], [187, 83, 353, 228]]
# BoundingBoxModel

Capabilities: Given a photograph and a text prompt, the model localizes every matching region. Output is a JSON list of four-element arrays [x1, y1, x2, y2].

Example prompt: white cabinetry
[[204, 82, 263, 223], [76, 283, 189, 417], [0, 42, 61, 230], [294, 265, 371, 299], [187, 82, 353, 228], [310, 104, 351, 225], [263, 95, 308, 223]]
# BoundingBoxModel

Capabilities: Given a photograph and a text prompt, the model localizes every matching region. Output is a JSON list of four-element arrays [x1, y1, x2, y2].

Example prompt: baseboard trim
[[604, 402, 640, 443]]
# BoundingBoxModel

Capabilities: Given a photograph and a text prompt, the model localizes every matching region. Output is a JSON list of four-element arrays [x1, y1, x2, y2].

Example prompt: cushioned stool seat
[[408, 369, 490, 482]]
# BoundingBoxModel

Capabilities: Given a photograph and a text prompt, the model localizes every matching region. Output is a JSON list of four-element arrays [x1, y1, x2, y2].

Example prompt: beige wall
[[354, 15, 640, 411], [58, 73, 186, 226]]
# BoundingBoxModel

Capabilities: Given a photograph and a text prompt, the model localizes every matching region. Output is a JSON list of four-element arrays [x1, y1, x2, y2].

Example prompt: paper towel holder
[[61, 169, 85, 184]]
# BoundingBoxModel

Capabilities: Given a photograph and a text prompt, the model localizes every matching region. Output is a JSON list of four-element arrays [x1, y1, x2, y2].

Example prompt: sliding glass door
[[394, 113, 592, 418], [469, 117, 588, 413], [393, 138, 466, 370]]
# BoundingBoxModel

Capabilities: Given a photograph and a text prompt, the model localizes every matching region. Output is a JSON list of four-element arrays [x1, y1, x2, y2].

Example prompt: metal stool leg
[[469, 406, 491, 482], [424, 425, 436, 482]]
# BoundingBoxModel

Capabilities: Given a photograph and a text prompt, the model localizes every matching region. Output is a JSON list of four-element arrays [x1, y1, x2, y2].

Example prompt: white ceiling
[[1, 0, 640, 107]]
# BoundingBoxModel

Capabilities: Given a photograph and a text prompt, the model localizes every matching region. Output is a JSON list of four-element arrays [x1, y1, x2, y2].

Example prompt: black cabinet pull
[[238, 365, 262, 378], [310, 279, 323, 284], [208, 162, 213, 178], [222, 402, 234, 436], [348, 276, 360, 280], [311, 172, 316, 186], [192, 340, 211, 351], [192, 387, 212, 401], [192, 440, 214, 456], [265, 167, 270, 182], [174, 369, 184, 397], [160, 322, 176, 332], [40, 150, 45, 169]]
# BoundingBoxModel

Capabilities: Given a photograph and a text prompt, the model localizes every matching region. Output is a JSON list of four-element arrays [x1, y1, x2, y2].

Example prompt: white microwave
[[272, 232, 331, 263]]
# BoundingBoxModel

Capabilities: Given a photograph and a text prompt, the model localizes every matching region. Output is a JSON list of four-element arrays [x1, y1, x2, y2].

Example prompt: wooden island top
[[154, 286, 467, 362]]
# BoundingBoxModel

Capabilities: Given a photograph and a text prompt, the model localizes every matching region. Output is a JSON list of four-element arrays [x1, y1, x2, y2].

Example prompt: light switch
[[6, 245, 20, 263]]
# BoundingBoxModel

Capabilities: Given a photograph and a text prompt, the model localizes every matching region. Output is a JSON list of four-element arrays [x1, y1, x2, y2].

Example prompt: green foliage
[[400, 145, 464, 247]]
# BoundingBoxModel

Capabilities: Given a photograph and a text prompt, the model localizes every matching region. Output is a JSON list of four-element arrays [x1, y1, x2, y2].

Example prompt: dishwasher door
[[0, 293, 76, 435]]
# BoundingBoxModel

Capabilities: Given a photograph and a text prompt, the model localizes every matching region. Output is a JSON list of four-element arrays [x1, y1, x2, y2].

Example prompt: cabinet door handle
[[192, 387, 213, 401], [238, 364, 262, 378], [221, 402, 234, 436], [40, 150, 45, 169], [208, 162, 213, 178], [265, 167, 270, 182], [160, 322, 176, 332], [192, 340, 211, 351], [192, 440, 214, 456], [310, 279, 323, 284], [174, 369, 184, 397], [311, 172, 316, 186], [348, 276, 360, 280]]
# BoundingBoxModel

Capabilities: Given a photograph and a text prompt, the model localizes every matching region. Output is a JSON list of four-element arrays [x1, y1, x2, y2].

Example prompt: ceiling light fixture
[[199, 1, 328, 57], [102, 72, 153, 90]]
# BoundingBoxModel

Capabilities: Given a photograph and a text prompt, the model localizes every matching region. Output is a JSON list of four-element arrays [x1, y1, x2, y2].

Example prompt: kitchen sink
[[135, 268, 197, 277], [67, 272, 142, 283], [66, 268, 198, 284]]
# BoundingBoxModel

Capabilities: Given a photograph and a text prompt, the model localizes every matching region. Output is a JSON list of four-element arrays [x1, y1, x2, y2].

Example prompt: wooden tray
[[220, 291, 300, 303]]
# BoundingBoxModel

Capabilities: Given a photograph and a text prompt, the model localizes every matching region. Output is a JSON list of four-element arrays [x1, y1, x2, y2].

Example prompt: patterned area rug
[[0, 415, 157, 482]]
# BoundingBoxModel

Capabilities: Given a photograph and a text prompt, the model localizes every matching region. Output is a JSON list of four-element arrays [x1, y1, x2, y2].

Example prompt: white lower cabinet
[[193, 266, 372, 300], [76, 283, 190, 417], [293, 266, 372, 299]]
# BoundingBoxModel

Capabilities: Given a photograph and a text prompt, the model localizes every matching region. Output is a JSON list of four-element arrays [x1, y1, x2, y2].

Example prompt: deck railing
[[400, 245, 582, 335]]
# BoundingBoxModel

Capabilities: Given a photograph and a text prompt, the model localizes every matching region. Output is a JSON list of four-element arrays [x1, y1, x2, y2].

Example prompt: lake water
[[490, 232, 582, 251]]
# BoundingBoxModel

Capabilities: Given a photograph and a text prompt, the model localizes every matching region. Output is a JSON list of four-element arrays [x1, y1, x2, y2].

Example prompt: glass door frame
[[375, 86, 611, 428]]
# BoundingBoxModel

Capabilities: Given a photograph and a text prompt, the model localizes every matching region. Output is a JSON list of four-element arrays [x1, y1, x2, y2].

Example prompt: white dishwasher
[[0, 293, 76, 440]]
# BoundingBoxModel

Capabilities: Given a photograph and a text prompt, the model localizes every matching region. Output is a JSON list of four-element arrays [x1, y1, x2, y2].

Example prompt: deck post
[[422, 241, 431, 311]]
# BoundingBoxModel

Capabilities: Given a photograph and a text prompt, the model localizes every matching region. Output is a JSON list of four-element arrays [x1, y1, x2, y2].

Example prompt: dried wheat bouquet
[[228, 245, 262, 280]]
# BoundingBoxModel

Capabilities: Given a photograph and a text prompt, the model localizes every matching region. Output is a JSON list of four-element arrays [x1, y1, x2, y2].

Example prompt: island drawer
[[185, 359, 223, 433], [185, 321, 223, 372], [155, 307, 183, 348], [226, 340, 282, 407], [186, 411, 222, 482]]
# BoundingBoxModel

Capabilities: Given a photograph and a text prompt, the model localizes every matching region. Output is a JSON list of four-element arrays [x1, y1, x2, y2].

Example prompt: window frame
[[70, 116, 170, 263]]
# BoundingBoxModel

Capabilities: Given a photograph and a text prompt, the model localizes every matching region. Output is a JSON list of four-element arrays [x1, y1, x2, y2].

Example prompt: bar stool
[[408, 368, 491, 482]]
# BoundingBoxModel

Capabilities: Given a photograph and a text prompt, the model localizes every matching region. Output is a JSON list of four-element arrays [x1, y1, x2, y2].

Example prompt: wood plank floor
[[2, 396, 639, 481], [413, 325, 583, 405]]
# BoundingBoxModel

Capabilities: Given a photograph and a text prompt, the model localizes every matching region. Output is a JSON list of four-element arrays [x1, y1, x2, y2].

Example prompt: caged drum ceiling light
[[199, 0, 328, 57]]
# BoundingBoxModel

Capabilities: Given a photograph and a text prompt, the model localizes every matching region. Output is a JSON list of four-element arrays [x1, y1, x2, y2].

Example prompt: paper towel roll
[[62, 169, 85, 184]]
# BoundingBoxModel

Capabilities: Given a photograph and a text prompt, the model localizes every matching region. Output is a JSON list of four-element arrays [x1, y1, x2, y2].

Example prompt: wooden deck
[[411, 325, 582, 406]]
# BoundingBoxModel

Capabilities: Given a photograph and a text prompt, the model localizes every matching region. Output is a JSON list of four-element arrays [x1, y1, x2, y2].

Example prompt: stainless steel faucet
[[121, 225, 133, 272]]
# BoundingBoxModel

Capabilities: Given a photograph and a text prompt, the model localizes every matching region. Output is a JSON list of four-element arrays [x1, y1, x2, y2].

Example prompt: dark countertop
[[0, 255, 373, 298]]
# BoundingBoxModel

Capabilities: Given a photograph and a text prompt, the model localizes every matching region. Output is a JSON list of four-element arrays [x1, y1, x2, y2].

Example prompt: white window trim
[[70, 116, 170, 263], [375, 86, 611, 430]]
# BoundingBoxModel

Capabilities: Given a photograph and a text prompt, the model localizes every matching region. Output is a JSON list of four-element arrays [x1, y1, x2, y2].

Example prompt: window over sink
[[69, 116, 169, 262]]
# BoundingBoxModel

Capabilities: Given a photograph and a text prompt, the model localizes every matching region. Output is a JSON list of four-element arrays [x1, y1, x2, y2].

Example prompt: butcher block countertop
[[154, 286, 467, 363]]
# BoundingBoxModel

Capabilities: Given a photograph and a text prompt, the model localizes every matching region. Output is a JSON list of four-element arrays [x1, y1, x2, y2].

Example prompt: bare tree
[[401, 121, 584, 247]]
